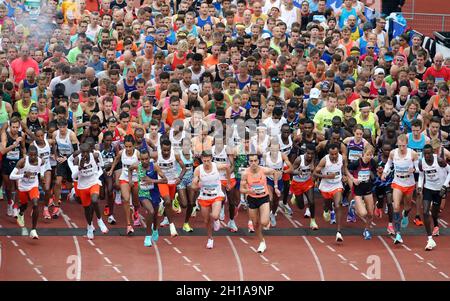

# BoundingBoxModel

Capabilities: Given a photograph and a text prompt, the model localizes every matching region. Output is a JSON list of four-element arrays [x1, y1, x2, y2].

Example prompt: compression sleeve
[[383, 158, 393, 176], [10, 168, 24, 180]]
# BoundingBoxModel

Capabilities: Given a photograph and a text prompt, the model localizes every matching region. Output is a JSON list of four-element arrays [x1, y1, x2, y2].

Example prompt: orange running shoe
[[413, 216, 424, 226], [432, 226, 440, 236], [103, 206, 110, 216], [374, 207, 383, 219]]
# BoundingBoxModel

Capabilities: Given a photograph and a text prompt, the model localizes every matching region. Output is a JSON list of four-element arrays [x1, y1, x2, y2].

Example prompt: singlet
[[369, 80, 386, 98], [140, 109, 152, 125], [278, 135, 293, 156], [236, 75, 252, 90], [198, 163, 224, 200], [37, 107, 50, 125], [355, 112, 377, 137], [33, 139, 51, 173], [157, 147, 178, 184], [119, 149, 139, 182], [407, 133, 426, 158], [171, 51, 187, 71], [401, 112, 419, 133], [347, 138, 365, 163], [17, 156, 42, 191], [392, 148, 415, 187], [77, 153, 100, 189], [212, 145, 235, 181], [197, 15, 213, 28], [23, 79, 37, 90], [245, 168, 269, 198], [264, 152, 283, 180], [319, 154, 343, 192], [350, 158, 375, 185], [69, 104, 84, 136], [178, 151, 194, 179], [339, 7, 357, 28], [0, 101, 9, 126], [419, 154, 449, 191], [306, 99, 323, 120], [394, 94, 411, 111], [123, 78, 137, 94], [234, 151, 249, 179], [166, 108, 185, 127], [137, 161, 159, 198], [100, 144, 116, 168], [16, 100, 36, 120], [55, 129, 75, 157], [230, 106, 244, 119], [169, 128, 185, 154], [292, 155, 313, 183]]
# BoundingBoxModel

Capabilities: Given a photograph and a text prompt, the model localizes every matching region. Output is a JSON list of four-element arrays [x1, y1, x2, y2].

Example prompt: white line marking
[[193, 265, 202, 273], [337, 254, 347, 261], [349, 263, 359, 271], [112, 266, 122, 274], [250, 246, 257, 253], [6, 235, 11, 238], [260, 255, 269, 262], [163, 238, 172, 245], [239, 238, 248, 244], [40, 276, 48, 281], [122, 276, 129, 281], [220, 221, 227, 228], [26, 258, 34, 265], [377, 236, 406, 281], [427, 262, 437, 270], [173, 247, 182, 254], [61, 210, 82, 281], [18, 249, 26, 256], [182, 256, 191, 263], [95, 248, 104, 255], [202, 274, 211, 281], [361, 273, 370, 279], [154, 244, 163, 281], [439, 218, 448, 225], [281, 273, 291, 280], [34, 268, 42, 275], [104, 257, 112, 264], [438, 220, 448, 228], [439, 272, 449, 279], [0, 224, 2, 227], [302, 236, 325, 281], [371, 222, 377, 226], [71, 222, 78, 228], [315, 237, 324, 244], [226, 236, 244, 281], [326, 245, 336, 252], [414, 253, 424, 260], [271, 264, 280, 271], [87, 240, 95, 246], [294, 220, 303, 227], [11, 240, 18, 247], [401, 245, 412, 251]]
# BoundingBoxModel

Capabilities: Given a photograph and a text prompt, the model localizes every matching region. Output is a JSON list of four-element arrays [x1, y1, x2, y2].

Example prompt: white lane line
[[87, 240, 95, 247], [193, 265, 202, 273], [202, 274, 211, 281], [361, 273, 370, 279], [294, 220, 303, 227], [154, 244, 163, 281], [18, 249, 26, 256], [95, 248, 104, 255], [239, 238, 249, 244], [163, 238, 172, 245], [427, 262, 437, 270], [315, 237, 324, 244], [112, 266, 122, 274], [40, 276, 48, 281], [260, 255, 269, 262], [326, 245, 336, 252], [439, 272, 449, 279], [11, 240, 18, 247], [271, 264, 280, 272], [173, 247, 182, 254], [104, 257, 112, 264], [226, 236, 244, 281], [349, 263, 359, 271], [414, 253, 424, 260], [438, 220, 448, 228], [281, 273, 291, 280], [6, 235, 11, 239], [122, 276, 130, 281], [302, 236, 325, 281], [377, 236, 406, 281], [439, 218, 448, 225], [34, 267, 42, 275], [182, 256, 191, 263], [250, 246, 257, 253], [71, 222, 78, 228], [61, 210, 82, 281], [402, 245, 412, 251], [26, 258, 34, 265], [337, 254, 347, 261]]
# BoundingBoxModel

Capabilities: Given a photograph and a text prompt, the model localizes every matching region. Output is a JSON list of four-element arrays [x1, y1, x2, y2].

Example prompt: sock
[[394, 212, 401, 232], [428, 235, 432, 240]]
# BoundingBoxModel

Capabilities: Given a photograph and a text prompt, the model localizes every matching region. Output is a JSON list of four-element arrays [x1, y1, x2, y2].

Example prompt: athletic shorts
[[221, 178, 237, 189], [56, 161, 73, 182], [391, 183, 415, 195], [423, 188, 442, 206], [119, 179, 138, 187], [235, 179, 241, 190], [78, 184, 100, 207], [198, 196, 224, 208], [18, 187, 40, 205], [74, 181, 80, 197], [353, 183, 373, 197], [320, 188, 343, 200], [247, 195, 270, 209], [2, 159, 19, 175], [282, 166, 291, 181], [177, 174, 194, 190], [374, 185, 392, 199], [290, 179, 314, 195], [267, 178, 284, 191], [158, 183, 177, 199]]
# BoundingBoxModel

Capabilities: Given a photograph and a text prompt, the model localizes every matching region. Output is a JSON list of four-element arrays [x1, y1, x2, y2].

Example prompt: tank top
[[432, 95, 450, 110], [212, 145, 235, 181], [347, 138, 365, 163], [18, 156, 42, 191], [236, 75, 252, 90], [16, 100, 36, 120], [123, 78, 137, 94], [199, 163, 224, 200], [69, 104, 84, 136], [37, 107, 50, 125], [392, 148, 415, 187], [419, 154, 448, 190], [138, 161, 159, 194], [196, 15, 213, 28], [178, 151, 194, 179], [355, 112, 377, 137], [55, 129, 75, 157], [246, 168, 269, 198], [265, 152, 283, 180], [407, 133, 426, 158], [369, 80, 385, 98], [0, 101, 9, 126], [33, 139, 51, 172], [278, 135, 293, 156], [394, 94, 410, 111], [78, 153, 100, 189], [171, 51, 187, 71], [140, 109, 152, 125], [169, 128, 185, 154], [23, 79, 37, 90], [100, 144, 116, 168], [157, 147, 178, 184], [339, 7, 357, 28], [306, 99, 323, 120], [230, 106, 243, 120], [293, 155, 313, 183], [319, 154, 343, 192], [119, 149, 139, 182], [166, 108, 185, 127], [401, 112, 418, 133]]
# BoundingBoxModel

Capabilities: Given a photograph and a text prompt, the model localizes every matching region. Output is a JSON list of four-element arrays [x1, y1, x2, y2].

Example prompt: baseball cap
[[261, 33, 271, 40], [145, 35, 155, 43], [374, 68, 385, 75], [189, 84, 200, 93], [310, 88, 321, 99], [320, 81, 331, 91], [384, 54, 394, 62]]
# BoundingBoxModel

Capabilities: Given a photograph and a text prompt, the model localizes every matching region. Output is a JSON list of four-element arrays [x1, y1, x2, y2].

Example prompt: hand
[[275, 188, 281, 197], [226, 182, 231, 191], [175, 177, 181, 185], [417, 187, 422, 195], [24, 171, 32, 178], [57, 156, 67, 163], [106, 170, 113, 177], [353, 177, 360, 185], [408, 167, 415, 174], [15, 137, 22, 144]]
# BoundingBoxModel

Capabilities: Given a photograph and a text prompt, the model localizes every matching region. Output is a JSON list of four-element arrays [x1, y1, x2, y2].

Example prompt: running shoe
[[97, 218, 109, 234], [219, 205, 225, 221], [133, 211, 141, 227], [169, 223, 178, 237], [363, 229, 372, 240], [87, 226, 94, 240], [127, 225, 134, 236], [374, 207, 383, 219], [107, 215, 117, 225], [290, 195, 296, 205], [387, 224, 395, 235], [284, 203, 293, 216], [114, 191, 122, 205], [43, 206, 51, 220], [213, 220, 221, 231], [401, 211, 409, 228], [158, 201, 165, 217], [191, 205, 199, 217], [17, 213, 25, 227], [323, 211, 331, 222], [160, 216, 169, 227], [182, 223, 194, 233], [330, 210, 336, 224], [144, 236, 153, 247], [413, 216, 424, 226], [228, 220, 238, 232], [310, 219, 319, 230], [239, 195, 247, 210], [152, 229, 159, 242], [263, 224, 271, 230], [172, 195, 181, 214], [248, 220, 255, 233], [103, 206, 110, 217], [206, 238, 214, 249], [304, 208, 311, 218], [336, 232, 343, 242], [425, 238, 437, 251], [6, 203, 13, 216], [393, 233, 403, 244], [347, 200, 356, 222], [270, 212, 277, 227], [13, 206, 19, 218], [52, 207, 61, 219], [257, 240, 267, 253], [432, 226, 440, 237], [341, 197, 349, 207], [29, 229, 39, 239]]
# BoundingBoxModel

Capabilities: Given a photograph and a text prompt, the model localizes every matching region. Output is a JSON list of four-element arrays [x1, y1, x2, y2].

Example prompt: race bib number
[[202, 184, 219, 196], [358, 170, 370, 182], [7, 150, 20, 160], [327, 171, 341, 183], [140, 182, 154, 190], [251, 184, 266, 195], [348, 149, 362, 162]]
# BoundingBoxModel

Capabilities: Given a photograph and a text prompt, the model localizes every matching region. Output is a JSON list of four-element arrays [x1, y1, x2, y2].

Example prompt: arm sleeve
[[383, 158, 393, 176], [444, 165, 450, 187], [418, 171, 424, 189], [9, 168, 23, 180]]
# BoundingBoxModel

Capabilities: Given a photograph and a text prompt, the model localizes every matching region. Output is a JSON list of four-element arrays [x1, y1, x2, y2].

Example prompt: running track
[[1, 195, 450, 281]]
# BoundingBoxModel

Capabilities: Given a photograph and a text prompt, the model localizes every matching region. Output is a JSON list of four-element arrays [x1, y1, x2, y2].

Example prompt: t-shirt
[[313, 107, 343, 132], [423, 66, 450, 84], [10, 58, 40, 84], [61, 79, 81, 97], [67, 47, 82, 64]]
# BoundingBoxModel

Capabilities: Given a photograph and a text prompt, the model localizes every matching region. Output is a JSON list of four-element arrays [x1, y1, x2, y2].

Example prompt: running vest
[[0, 101, 9, 126], [246, 168, 269, 198], [355, 112, 377, 137], [419, 154, 449, 191], [55, 129, 75, 157], [278, 135, 293, 156], [392, 148, 415, 187], [407, 133, 426, 158], [319, 154, 343, 191], [306, 99, 323, 120], [69, 104, 84, 136], [179, 151, 194, 179], [5, 131, 22, 161], [347, 138, 365, 163], [119, 149, 139, 182], [17, 156, 42, 191], [264, 152, 283, 180], [293, 154, 312, 182], [157, 147, 178, 184], [100, 144, 116, 168], [198, 163, 224, 200], [33, 139, 51, 173], [169, 128, 185, 154], [212, 145, 235, 181], [77, 153, 100, 189]]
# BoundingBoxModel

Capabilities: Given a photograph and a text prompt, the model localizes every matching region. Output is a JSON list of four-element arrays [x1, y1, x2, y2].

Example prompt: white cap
[[189, 84, 200, 93], [310, 88, 321, 99], [374, 68, 385, 75], [261, 33, 271, 40]]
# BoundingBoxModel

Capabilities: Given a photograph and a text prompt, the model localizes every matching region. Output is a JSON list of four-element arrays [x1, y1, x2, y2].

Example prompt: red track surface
[[1, 197, 450, 281]]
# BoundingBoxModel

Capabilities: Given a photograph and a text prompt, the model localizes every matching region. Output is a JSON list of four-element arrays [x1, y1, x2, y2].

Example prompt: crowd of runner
[[1, 0, 450, 253]]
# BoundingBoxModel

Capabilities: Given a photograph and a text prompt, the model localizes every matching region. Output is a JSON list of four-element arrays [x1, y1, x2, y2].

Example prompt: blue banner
[[392, 20, 406, 38]]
